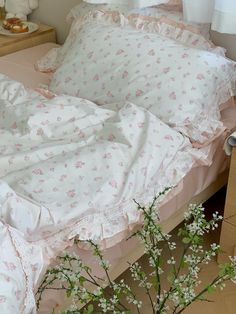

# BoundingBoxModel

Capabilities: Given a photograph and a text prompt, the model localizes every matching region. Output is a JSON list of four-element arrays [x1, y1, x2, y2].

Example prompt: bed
[[0, 2, 236, 313]]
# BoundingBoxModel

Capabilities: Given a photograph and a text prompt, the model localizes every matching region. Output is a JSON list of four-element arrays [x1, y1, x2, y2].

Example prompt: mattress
[[0, 44, 235, 313], [0, 43, 58, 88]]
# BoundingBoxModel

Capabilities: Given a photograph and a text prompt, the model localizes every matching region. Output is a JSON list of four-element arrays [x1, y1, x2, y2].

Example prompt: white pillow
[[49, 11, 236, 145], [83, 0, 169, 9]]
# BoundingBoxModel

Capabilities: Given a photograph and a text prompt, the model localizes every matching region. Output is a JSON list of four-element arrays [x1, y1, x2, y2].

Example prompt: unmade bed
[[0, 6, 236, 313]]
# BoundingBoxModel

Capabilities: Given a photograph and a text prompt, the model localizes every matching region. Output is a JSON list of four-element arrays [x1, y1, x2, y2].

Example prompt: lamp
[[212, 0, 236, 34], [183, 0, 236, 34]]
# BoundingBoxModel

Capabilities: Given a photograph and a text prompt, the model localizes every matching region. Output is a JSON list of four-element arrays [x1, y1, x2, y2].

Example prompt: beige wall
[[30, 1, 236, 60], [211, 31, 236, 61], [30, 0, 81, 44]]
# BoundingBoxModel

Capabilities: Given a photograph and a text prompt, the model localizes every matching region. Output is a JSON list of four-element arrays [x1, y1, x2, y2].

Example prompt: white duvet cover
[[0, 74, 206, 313]]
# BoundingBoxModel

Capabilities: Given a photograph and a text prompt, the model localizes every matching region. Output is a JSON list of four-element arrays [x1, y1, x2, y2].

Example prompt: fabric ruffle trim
[[83, 10, 225, 55], [36, 9, 226, 74]]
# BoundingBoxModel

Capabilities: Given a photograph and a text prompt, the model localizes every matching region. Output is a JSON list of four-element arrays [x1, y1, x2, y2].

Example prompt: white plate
[[0, 21, 39, 37]]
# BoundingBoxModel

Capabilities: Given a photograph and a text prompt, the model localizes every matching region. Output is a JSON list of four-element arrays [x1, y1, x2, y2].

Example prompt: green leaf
[[182, 237, 191, 244], [207, 286, 216, 294], [79, 276, 86, 285], [66, 289, 72, 298], [87, 304, 94, 314]]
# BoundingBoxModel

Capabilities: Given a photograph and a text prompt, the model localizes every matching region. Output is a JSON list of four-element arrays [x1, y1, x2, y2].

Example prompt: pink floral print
[[49, 11, 236, 145]]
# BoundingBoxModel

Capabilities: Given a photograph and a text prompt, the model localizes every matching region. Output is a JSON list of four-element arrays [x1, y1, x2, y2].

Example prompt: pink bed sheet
[[0, 43, 58, 88], [0, 44, 235, 313]]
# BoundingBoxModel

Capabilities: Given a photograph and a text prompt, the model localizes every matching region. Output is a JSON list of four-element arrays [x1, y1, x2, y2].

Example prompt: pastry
[[2, 17, 29, 33]]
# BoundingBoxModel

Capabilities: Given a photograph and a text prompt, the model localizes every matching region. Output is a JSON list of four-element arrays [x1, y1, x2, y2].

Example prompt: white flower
[[167, 257, 176, 265]]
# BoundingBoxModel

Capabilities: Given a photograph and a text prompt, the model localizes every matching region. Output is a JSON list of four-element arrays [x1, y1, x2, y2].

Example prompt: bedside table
[[218, 146, 236, 264], [0, 23, 56, 57]]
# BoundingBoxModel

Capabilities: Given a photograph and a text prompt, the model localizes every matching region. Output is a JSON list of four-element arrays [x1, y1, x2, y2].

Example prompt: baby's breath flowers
[[37, 188, 236, 314]]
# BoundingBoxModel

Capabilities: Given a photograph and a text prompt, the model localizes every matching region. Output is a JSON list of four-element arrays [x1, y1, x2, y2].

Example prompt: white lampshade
[[183, 0, 236, 34], [183, 0, 215, 24], [211, 0, 236, 34]]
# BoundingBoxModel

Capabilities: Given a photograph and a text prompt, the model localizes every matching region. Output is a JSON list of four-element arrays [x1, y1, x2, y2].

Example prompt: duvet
[[0, 74, 206, 313]]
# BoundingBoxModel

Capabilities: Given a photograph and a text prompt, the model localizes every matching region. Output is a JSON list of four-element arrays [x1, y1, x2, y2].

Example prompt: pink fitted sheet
[[0, 44, 236, 313], [0, 43, 58, 88]]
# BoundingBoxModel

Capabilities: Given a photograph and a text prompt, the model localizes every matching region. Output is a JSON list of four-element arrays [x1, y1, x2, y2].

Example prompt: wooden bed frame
[[218, 148, 236, 264]]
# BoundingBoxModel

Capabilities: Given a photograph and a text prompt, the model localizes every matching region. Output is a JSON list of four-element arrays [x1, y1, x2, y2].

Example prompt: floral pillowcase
[[48, 10, 236, 146], [36, 2, 214, 74]]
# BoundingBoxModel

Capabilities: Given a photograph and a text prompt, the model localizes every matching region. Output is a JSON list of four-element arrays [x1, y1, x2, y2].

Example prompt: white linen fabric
[[83, 0, 169, 9], [66, 1, 132, 24], [183, 0, 236, 34], [49, 10, 236, 145], [130, 6, 211, 38], [0, 73, 208, 312], [37, 4, 212, 73], [66, 3, 210, 38], [0, 219, 44, 314]]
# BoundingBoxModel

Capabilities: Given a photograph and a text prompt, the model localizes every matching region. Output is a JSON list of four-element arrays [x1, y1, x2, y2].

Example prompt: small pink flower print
[[169, 92, 176, 100], [107, 91, 114, 98], [87, 51, 94, 59], [32, 168, 44, 175], [196, 73, 205, 80], [164, 134, 174, 141], [136, 89, 144, 97], [15, 143, 22, 151], [15, 290, 21, 301], [5, 276, 11, 282], [0, 296, 6, 304], [103, 153, 112, 159], [67, 190, 76, 198], [148, 49, 155, 56], [31, 265, 38, 273], [125, 93, 131, 100], [192, 39, 199, 46], [141, 167, 147, 176], [94, 177, 102, 181], [116, 49, 124, 55], [109, 180, 118, 189], [75, 161, 85, 168], [93, 74, 99, 81], [122, 71, 128, 79], [69, 117, 76, 123], [60, 174, 67, 182], [182, 53, 189, 58], [11, 122, 17, 129], [163, 67, 170, 74], [138, 122, 145, 128], [79, 130, 85, 139], [108, 134, 115, 141], [4, 262, 16, 271], [36, 102, 46, 108], [70, 202, 78, 208], [65, 77, 72, 83], [37, 128, 44, 136]]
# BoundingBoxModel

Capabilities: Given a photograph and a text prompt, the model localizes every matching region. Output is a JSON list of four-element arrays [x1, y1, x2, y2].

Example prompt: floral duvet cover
[[0, 73, 210, 313]]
